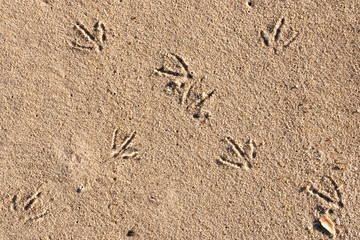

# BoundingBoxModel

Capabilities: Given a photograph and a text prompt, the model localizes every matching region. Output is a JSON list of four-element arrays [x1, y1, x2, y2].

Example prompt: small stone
[[127, 230, 135, 237], [335, 218, 341, 225]]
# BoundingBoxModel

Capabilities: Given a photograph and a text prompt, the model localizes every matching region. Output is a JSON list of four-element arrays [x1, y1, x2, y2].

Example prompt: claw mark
[[94, 21, 107, 42], [260, 31, 269, 47], [155, 53, 192, 79], [170, 53, 193, 79], [306, 186, 335, 205], [24, 198, 36, 211], [75, 21, 95, 41], [283, 31, 299, 49], [71, 41, 94, 50], [260, 17, 298, 52], [194, 90, 215, 108], [156, 66, 184, 77], [305, 176, 344, 209], [101, 23, 107, 41], [24, 189, 42, 211], [111, 128, 119, 150], [73, 21, 107, 51], [327, 176, 344, 208], [181, 84, 193, 105], [26, 210, 50, 223], [217, 156, 243, 168], [11, 195, 18, 211], [274, 18, 285, 41], [157, 54, 215, 122], [115, 131, 136, 156], [121, 151, 139, 160], [9, 183, 50, 223], [303, 175, 345, 238], [186, 89, 215, 118], [225, 137, 246, 158], [110, 130, 139, 160], [219, 137, 257, 170]]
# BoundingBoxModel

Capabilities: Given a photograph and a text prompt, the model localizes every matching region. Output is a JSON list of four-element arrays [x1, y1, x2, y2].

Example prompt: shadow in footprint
[[313, 219, 331, 238]]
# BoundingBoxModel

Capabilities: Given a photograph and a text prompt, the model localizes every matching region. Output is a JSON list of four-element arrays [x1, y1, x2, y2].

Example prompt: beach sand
[[1, 1, 359, 239]]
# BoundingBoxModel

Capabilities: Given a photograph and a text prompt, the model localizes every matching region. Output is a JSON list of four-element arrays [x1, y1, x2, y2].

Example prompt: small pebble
[[127, 230, 135, 237], [335, 218, 341, 225]]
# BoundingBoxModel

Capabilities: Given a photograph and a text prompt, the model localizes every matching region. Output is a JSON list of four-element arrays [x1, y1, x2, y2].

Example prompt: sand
[[1, 0, 359, 239]]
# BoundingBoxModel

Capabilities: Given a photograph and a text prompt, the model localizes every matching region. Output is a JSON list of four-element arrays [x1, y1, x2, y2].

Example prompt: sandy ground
[[1, 0, 359, 239]]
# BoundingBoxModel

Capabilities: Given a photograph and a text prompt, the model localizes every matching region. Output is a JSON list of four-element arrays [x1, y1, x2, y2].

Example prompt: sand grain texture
[[1, 0, 359, 239]]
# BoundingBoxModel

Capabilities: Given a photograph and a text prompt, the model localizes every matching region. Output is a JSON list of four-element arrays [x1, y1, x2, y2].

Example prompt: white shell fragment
[[319, 215, 336, 237]]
